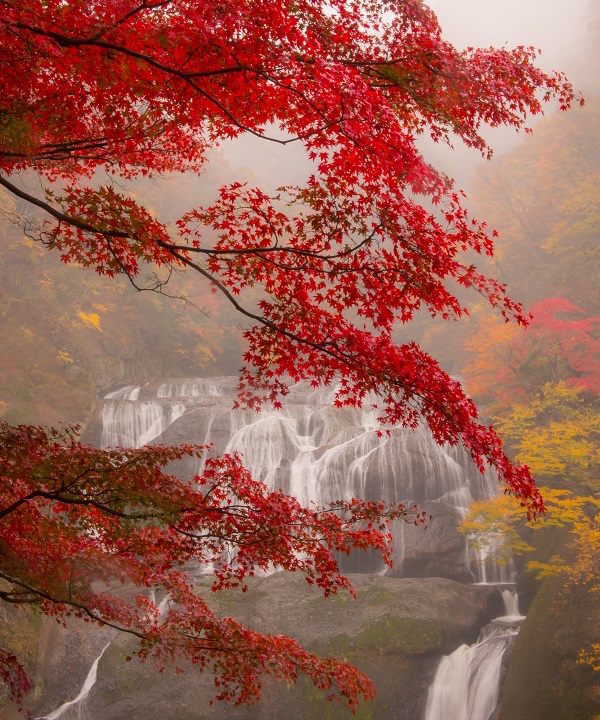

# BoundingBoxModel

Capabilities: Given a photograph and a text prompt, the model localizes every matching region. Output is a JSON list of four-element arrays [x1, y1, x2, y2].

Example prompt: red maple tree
[[465, 298, 600, 409], [0, 0, 579, 710], [0, 422, 426, 707]]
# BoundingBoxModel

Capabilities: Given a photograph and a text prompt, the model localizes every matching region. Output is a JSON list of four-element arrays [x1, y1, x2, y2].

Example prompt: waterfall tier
[[37, 641, 112, 720], [98, 377, 502, 580], [424, 587, 524, 720]]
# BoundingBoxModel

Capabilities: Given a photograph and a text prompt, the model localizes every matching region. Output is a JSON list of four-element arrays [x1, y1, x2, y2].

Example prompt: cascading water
[[500, 587, 521, 618], [424, 588, 524, 720], [37, 593, 172, 720], [100, 393, 186, 449], [37, 641, 113, 720], [97, 377, 506, 578], [466, 535, 517, 585]]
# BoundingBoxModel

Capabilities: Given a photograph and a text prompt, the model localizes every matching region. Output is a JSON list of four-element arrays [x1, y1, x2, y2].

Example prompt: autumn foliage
[[461, 97, 600, 681], [0, 421, 430, 707], [0, 0, 581, 709], [465, 297, 600, 412]]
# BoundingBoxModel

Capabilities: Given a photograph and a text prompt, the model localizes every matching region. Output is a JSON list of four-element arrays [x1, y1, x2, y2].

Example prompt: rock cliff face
[[0, 603, 44, 719], [29, 574, 502, 720], [496, 575, 600, 720]]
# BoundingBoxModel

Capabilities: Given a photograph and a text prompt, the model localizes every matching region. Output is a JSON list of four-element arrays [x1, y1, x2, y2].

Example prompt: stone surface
[[387, 502, 474, 582], [25, 574, 502, 720]]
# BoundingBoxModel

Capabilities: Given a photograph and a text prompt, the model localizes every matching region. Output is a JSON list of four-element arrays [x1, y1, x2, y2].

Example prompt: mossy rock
[[362, 585, 398, 607], [27, 574, 499, 720], [355, 615, 444, 655]]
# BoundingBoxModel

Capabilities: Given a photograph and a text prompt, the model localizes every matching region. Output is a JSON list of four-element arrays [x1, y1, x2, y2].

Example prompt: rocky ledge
[[28, 573, 503, 720]]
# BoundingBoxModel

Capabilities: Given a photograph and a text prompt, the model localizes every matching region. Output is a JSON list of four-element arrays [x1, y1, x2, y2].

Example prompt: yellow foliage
[[579, 644, 600, 672], [462, 313, 525, 411], [20, 236, 44, 256], [544, 170, 600, 261], [194, 341, 217, 368], [460, 493, 534, 563], [56, 350, 74, 364], [461, 489, 600, 582], [497, 382, 600, 493], [76, 310, 103, 332]]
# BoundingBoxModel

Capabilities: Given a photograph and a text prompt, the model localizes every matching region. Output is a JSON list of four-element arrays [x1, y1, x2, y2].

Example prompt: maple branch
[[164, 246, 350, 356], [91, 0, 174, 40], [0, 570, 146, 637], [0, 492, 46, 521], [0, 174, 130, 238], [0, 177, 485, 440], [9, 21, 342, 147], [172, 225, 381, 266], [0, 484, 160, 521]]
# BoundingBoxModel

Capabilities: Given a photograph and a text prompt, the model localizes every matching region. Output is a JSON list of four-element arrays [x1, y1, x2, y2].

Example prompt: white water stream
[[37, 642, 112, 720], [38, 592, 172, 720], [424, 588, 524, 720]]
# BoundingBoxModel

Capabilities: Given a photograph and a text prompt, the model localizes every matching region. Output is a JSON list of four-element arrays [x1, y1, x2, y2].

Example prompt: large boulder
[[27, 574, 502, 720], [387, 502, 473, 582]]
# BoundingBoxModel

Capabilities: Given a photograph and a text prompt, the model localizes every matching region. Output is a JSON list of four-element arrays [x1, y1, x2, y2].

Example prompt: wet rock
[[26, 574, 502, 720]]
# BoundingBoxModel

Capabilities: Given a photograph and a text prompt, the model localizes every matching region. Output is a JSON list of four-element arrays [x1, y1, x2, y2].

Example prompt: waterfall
[[37, 642, 112, 720], [98, 377, 506, 577], [424, 588, 524, 720], [100, 378, 499, 502], [100, 387, 186, 449], [157, 379, 228, 398], [424, 621, 519, 720], [466, 533, 517, 585], [103, 386, 140, 401], [38, 585, 172, 720], [40, 376, 529, 719], [147, 589, 171, 619], [500, 587, 523, 620]]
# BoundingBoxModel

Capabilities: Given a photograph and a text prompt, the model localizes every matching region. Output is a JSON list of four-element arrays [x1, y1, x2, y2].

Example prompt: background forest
[[458, 97, 600, 717]]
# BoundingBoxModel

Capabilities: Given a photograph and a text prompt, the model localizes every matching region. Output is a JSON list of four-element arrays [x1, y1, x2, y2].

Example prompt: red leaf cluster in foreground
[[0, 0, 580, 709], [0, 422, 425, 708]]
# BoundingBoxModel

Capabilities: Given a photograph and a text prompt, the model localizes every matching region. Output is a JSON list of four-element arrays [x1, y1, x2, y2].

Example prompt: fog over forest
[[424, 0, 595, 186], [430, 0, 588, 62]]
